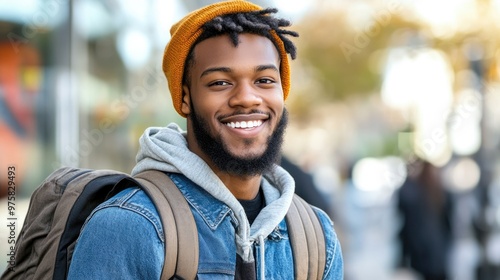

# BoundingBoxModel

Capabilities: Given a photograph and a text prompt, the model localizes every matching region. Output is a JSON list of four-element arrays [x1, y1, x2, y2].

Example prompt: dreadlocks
[[183, 8, 299, 86]]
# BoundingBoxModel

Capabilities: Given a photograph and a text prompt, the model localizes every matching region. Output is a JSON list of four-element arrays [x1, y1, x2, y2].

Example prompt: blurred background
[[1, 0, 500, 279]]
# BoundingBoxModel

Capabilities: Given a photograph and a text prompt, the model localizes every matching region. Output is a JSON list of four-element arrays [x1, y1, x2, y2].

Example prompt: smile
[[225, 120, 263, 129]]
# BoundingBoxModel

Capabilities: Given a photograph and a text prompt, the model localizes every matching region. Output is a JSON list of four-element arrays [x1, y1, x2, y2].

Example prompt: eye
[[256, 78, 275, 84], [208, 80, 231, 87]]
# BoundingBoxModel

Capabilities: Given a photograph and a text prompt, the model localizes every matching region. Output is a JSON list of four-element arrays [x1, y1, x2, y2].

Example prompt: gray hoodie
[[131, 123, 295, 269]]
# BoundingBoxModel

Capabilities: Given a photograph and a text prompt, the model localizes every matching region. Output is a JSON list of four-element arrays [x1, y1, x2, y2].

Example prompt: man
[[68, 1, 343, 279]]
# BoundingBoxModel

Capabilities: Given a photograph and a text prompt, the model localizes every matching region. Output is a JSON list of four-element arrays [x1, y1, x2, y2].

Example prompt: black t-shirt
[[235, 188, 265, 280], [238, 188, 265, 224]]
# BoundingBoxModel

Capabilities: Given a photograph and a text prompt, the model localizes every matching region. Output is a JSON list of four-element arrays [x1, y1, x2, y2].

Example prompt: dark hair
[[182, 8, 299, 86]]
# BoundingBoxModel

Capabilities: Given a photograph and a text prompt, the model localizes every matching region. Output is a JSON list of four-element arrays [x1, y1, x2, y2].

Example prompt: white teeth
[[226, 120, 263, 129]]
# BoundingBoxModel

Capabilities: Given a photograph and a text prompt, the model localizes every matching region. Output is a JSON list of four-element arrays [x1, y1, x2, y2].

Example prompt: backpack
[[1, 167, 326, 280]]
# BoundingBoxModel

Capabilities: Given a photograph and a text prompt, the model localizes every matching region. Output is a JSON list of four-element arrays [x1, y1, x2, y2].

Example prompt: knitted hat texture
[[162, 0, 291, 117]]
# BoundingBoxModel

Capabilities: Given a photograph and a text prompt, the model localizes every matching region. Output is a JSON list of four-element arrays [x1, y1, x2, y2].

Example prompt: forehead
[[191, 33, 280, 72]]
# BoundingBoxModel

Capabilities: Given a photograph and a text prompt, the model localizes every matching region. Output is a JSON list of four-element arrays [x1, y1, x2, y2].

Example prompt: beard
[[190, 106, 288, 177]]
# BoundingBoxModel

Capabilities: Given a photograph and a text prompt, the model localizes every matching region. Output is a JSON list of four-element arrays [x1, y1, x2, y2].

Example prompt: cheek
[[267, 94, 285, 115], [268, 86, 285, 104], [191, 90, 227, 117], [193, 97, 218, 121], [191, 96, 222, 130]]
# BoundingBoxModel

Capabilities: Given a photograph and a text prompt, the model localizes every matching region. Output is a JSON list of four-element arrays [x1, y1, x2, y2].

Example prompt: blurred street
[[2, 0, 500, 279]]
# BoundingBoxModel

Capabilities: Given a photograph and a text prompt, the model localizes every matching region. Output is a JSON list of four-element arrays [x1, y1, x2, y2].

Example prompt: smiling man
[[68, 1, 343, 279]]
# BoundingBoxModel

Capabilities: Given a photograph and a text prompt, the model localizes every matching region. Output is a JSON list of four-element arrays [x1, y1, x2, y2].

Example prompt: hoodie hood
[[131, 123, 295, 263]]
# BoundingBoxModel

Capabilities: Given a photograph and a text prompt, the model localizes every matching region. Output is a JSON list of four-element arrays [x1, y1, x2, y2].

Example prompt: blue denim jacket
[[68, 173, 343, 279]]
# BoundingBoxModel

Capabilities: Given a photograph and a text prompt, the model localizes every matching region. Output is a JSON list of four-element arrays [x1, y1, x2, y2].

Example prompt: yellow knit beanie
[[162, 0, 291, 117]]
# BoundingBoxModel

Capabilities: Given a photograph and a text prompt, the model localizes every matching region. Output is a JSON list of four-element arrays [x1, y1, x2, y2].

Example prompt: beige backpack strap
[[286, 195, 326, 280], [286, 198, 308, 279], [296, 196, 326, 279], [134, 170, 199, 280]]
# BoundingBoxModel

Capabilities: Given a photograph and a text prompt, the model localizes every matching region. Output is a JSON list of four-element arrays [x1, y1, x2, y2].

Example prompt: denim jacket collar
[[169, 173, 235, 230]]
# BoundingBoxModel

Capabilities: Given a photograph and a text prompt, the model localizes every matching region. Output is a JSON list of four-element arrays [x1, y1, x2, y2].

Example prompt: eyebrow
[[200, 67, 231, 78], [199, 64, 279, 78], [255, 64, 279, 73]]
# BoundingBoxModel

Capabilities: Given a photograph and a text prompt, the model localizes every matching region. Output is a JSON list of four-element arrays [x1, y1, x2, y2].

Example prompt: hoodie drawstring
[[258, 235, 265, 280]]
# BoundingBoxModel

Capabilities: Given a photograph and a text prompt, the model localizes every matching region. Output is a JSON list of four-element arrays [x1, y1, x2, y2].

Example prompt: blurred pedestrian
[[280, 155, 333, 216], [397, 160, 453, 280]]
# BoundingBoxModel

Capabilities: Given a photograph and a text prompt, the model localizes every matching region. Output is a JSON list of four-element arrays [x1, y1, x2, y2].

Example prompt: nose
[[228, 83, 262, 108]]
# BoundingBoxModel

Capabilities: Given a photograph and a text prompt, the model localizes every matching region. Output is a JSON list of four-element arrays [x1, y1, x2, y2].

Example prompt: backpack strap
[[286, 195, 326, 280], [133, 170, 199, 280]]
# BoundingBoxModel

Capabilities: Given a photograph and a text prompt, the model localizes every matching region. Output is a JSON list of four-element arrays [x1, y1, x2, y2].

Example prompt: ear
[[181, 85, 191, 115]]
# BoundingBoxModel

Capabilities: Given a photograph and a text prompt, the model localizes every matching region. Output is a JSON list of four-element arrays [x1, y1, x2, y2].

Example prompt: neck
[[215, 171, 262, 200]]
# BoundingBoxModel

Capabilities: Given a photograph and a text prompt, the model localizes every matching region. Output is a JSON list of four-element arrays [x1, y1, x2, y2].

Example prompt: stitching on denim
[[87, 188, 165, 243], [169, 173, 233, 230]]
